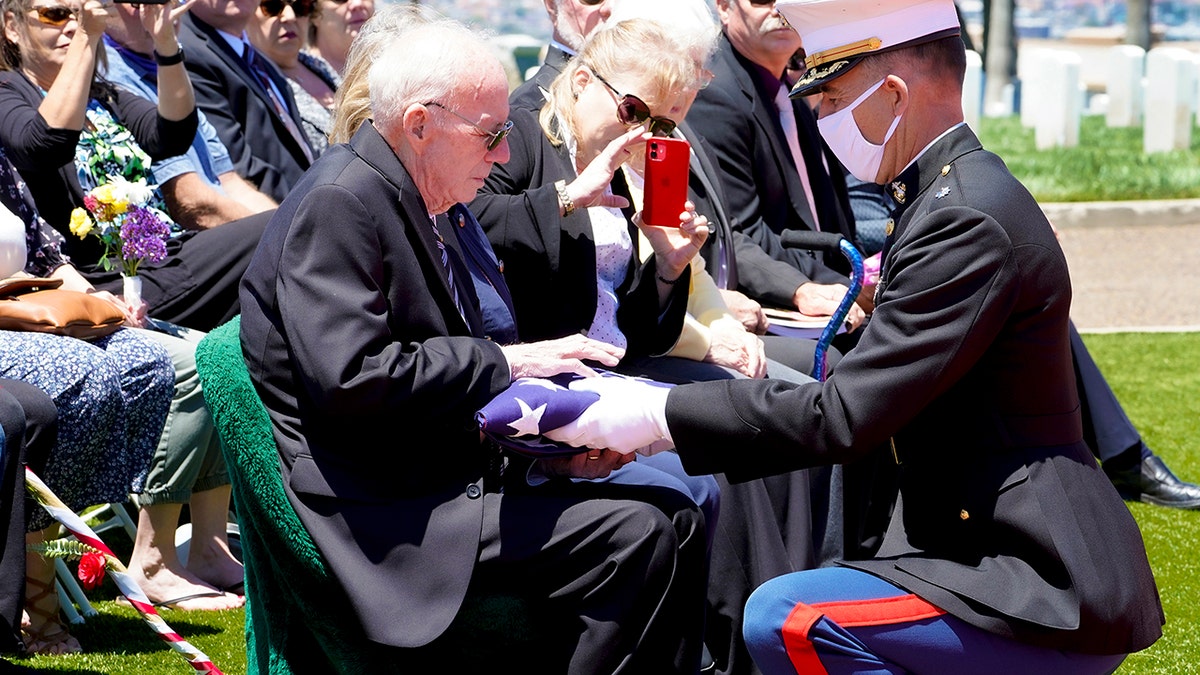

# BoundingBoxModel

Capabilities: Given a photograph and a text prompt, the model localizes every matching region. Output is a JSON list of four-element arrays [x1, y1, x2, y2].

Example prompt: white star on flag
[[508, 398, 548, 436]]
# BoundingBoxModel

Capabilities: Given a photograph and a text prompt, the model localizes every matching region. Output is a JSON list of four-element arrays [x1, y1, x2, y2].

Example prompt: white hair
[[602, 0, 720, 66], [367, 21, 495, 140]]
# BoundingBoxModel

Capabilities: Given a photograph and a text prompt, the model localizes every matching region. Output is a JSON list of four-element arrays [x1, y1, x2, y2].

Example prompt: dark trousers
[[89, 211, 270, 333], [0, 379, 56, 655], [1070, 322, 1142, 462]]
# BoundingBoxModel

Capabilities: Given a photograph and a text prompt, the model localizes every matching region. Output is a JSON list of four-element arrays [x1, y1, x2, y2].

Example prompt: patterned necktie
[[431, 218, 467, 326], [243, 43, 314, 164]]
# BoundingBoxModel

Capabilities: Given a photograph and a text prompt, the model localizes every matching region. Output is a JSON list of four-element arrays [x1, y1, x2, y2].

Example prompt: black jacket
[[666, 125, 1164, 655]]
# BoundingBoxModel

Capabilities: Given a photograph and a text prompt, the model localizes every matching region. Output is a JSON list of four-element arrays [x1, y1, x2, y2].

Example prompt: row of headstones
[[960, 45, 1195, 152]]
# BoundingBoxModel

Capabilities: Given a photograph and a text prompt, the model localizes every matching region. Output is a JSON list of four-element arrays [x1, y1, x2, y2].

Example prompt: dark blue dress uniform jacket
[[666, 124, 1164, 655]]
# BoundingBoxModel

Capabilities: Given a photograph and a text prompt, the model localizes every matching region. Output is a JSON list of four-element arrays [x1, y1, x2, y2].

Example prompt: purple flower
[[120, 206, 170, 268]]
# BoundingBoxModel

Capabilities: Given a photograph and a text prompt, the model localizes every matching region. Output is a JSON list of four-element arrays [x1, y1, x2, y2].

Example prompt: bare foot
[[186, 538, 245, 593], [127, 559, 244, 611]]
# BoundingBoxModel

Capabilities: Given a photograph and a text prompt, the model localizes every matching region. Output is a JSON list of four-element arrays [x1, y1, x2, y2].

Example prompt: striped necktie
[[431, 218, 467, 325], [243, 43, 314, 164]]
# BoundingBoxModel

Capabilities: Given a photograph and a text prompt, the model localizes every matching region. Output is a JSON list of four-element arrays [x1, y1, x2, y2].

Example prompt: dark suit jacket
[[239, 122, 511, 648], [509, 44, 571, 112], [686, 34, 857, 307], [666, 125, 1163, 655], [180, 15, 312, 202], [469, 107, 688, 358]]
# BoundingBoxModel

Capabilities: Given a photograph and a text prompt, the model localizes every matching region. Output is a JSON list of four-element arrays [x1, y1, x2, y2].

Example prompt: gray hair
[[328, 3, 439, 144], [602, 0, 720, 67], [367, 21, 494, 140]]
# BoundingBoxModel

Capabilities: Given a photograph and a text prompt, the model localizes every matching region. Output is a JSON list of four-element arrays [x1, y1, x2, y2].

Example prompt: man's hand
[[500, 334, 624, 381], [793, 282, 866, 331], [537, 449, 634, 480], [705, 321, 766, 378], [719, 289, 768, 334]]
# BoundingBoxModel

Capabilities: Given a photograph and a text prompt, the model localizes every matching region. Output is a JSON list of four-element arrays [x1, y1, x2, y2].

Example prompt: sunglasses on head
[[424, 101, 513, 152], [259, 0, 315, 18], [29, 5, 75, 27], [589, 69, 677, 137]]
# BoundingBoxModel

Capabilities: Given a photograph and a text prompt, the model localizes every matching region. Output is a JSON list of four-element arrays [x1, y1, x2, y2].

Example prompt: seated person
[[0, 0, 263, 332], [0, 150, 243, 615], [238, 19, 709, 671], [544, 0, 1165, 670], [247, 0, 339, 156], [102, 3, 278, 229], [304, 0, 373, 77]]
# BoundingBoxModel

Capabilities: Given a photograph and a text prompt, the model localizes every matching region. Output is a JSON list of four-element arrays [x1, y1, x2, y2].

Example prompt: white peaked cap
[[777, 0, 961, 96]]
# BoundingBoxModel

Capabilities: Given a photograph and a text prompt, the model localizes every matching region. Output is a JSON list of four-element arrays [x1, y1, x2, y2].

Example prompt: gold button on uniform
[[885, 219, 894, 236], [941, 164, 951, 176], [959, 509, 970, 521]]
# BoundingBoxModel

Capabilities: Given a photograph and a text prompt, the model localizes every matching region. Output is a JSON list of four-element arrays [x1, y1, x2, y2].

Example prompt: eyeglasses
[[29, 5, 76, 27], [424, 101, 513, 152], [590, 69, 677, 137], [747, 0, 776, 5], [259, 0, 315, 18], [578, 0, 605, 5]]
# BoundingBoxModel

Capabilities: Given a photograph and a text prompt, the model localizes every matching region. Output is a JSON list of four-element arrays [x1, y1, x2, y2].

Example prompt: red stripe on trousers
[[781, 594, 947, 673]]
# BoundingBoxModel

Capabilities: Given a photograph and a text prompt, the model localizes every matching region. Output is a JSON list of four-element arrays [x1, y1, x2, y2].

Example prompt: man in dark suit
[[180, 0, 315, 204], [685, 0, 866, 327], [547, 0, 1164, 671], [238, 20, 708, 672], [510, 0, 612, 111]]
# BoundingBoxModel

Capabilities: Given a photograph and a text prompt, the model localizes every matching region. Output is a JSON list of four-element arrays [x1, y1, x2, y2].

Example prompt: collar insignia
[[935, 186, 951, 200], [890, 181, 906, 204]]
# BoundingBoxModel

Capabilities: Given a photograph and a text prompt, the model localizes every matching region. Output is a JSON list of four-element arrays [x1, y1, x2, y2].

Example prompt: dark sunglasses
[[590, 69, 677, 137], [578, 0, 605, 5], [424, 101, 513, 152], [259, 0, 315, 18], [29, 5, 75, 27]]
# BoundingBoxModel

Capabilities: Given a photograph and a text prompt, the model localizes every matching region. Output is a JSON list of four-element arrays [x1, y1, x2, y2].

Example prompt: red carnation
[[77, 551, 107, 590]]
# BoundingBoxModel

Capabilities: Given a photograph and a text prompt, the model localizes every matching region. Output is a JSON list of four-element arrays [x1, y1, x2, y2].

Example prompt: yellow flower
[[110, 200, 129, 215], [91, 183, 117, 204], [69, 208, 93, 238]]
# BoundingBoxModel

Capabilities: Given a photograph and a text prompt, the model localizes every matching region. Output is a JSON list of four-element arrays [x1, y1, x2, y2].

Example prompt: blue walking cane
[[779, 231, 865, 382]]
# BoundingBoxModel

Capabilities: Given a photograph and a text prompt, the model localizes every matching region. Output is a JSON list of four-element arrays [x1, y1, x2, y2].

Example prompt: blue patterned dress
[[0, 148, 173, 531]]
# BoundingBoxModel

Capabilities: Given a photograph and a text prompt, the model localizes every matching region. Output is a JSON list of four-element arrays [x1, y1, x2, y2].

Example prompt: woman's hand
[[500, 334, 625, 381], [90, 289, 147, 328], [564, 126, 649, 212], [139, 0, 196, 50], [78, 0, 117, 40], [640, 201, 709, 283], [704, 321, 767, 379], [537, 449, 634, 480]]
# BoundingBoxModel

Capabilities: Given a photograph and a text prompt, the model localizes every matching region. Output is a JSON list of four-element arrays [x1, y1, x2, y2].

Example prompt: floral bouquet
[[69, 175, 171, 305]]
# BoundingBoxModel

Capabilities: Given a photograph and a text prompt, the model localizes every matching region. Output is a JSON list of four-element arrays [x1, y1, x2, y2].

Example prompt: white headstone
[[963, 49, 983, 131], [1018, 47, 1050, 127], [1144, 47, 1195, 153], [1035, 51, 1082, 150], [1106, 45, 1145, 127]]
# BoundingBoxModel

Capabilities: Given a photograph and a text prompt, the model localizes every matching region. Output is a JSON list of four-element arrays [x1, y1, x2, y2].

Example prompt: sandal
[[20, 574, 81, 656]]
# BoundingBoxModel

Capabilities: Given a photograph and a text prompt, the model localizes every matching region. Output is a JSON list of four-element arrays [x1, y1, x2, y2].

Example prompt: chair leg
[[54, 558, 98, 620]]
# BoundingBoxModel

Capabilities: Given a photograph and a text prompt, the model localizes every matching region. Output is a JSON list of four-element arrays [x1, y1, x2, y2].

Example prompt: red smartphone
[[642, 137, 691, 227]]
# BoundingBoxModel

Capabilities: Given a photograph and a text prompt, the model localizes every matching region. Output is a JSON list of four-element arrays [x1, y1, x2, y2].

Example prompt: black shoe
[[1106, 455, 1200, 510]]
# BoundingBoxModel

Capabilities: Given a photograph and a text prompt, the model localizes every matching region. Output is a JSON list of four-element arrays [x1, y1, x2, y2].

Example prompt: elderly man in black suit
[[685, 0, 866, 328], [180, 0, 315, 203], [239, 17, 710, 673], [546, 0, 1164, 671]]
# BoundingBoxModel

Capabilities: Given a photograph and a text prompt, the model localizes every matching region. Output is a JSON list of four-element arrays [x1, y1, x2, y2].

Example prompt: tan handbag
[[0, 277, 124, 340]]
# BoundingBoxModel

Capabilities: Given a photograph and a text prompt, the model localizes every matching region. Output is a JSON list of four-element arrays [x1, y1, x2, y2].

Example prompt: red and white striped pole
[[25, 467, 225, 674]]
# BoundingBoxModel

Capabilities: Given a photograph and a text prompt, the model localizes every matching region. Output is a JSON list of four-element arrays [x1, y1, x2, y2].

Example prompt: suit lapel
[[725, 41, 819, 232], [348, 124, 483, 337], [186, 16, 312, 163]]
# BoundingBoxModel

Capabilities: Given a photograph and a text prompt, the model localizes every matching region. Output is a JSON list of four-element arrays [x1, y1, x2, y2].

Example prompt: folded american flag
[[476, 371, 672, 458]]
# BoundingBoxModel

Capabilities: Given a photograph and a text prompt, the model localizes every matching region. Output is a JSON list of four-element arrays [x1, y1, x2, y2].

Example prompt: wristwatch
[[554, 180, 576, 217], [154, 44, 185, 66]]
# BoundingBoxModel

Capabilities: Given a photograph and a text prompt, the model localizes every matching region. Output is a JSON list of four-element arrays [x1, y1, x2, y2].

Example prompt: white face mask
[[817, 78, 902, 183]]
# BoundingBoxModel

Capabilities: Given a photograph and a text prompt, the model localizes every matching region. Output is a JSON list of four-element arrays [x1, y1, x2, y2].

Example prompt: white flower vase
[[122, 274, 143, 309]]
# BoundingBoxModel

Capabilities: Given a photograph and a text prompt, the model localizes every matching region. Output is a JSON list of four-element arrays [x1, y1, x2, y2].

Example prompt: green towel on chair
[[196, 318, 539, 674]]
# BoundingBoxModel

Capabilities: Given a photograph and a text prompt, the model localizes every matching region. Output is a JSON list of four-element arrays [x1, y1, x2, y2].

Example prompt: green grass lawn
[[977, 116, 1200, 203], [9, 332, 1199, 674]]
